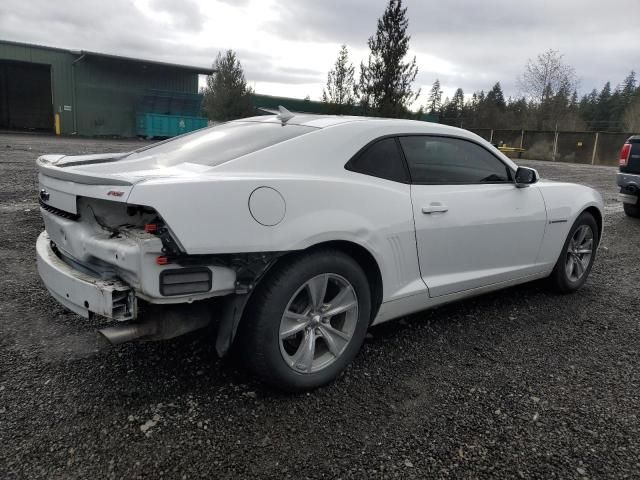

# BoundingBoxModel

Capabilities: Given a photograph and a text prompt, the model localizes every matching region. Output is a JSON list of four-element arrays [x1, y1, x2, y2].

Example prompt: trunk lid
[[38, 154, 136, 214], [37, 151, 210, 214]]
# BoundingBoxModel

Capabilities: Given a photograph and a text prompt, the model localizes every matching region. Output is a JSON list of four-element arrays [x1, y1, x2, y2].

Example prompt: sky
[[1, 0, 638, 108]]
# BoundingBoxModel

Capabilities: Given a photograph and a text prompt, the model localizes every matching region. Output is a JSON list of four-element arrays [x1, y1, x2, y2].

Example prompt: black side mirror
[[515, 166, 539, 188]]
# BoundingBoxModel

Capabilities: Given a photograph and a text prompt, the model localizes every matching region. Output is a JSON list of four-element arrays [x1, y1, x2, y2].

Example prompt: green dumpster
[[136, 113, 207, 138], [136, 90, 208, 138]]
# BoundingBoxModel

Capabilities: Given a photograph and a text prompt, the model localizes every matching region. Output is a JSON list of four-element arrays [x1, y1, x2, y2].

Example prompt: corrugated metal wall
[[0, 42, 75, 133], [0, 41, 202, 136], [74, 56, 198, 137]]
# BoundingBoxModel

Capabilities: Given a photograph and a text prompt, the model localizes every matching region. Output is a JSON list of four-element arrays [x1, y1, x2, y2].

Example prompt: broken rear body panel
[[37, 161, 238, 322]]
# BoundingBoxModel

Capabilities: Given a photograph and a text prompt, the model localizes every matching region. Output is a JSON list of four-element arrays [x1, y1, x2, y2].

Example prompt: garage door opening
[[0, 60, 53, 132]]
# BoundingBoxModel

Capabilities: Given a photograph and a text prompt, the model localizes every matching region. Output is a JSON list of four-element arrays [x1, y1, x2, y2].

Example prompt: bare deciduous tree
[[517, 49, 578, 129], [518, 49, 578, 104]]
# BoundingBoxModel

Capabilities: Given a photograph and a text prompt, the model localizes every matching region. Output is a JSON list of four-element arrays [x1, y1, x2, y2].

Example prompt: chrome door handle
[[422, 203, 448, 214]]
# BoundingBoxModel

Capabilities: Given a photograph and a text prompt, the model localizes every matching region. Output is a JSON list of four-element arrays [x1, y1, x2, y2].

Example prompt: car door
[[399, 135, 547, 297]]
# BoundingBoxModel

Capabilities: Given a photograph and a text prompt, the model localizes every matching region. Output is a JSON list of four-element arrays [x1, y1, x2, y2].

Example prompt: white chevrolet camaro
[[36, 110, 604, 390]]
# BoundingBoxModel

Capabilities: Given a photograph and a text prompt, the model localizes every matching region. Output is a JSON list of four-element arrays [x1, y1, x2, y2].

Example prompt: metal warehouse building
[[0, 40, 213, 137]]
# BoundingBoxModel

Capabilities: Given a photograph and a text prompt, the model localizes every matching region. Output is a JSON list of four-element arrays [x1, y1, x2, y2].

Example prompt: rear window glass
[[126, 121, 316, 167]]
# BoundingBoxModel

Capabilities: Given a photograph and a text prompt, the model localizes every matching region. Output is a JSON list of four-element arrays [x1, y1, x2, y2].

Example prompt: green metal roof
[[0, 39, 214, 74]]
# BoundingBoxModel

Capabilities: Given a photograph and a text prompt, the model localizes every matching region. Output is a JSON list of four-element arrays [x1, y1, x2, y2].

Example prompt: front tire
[[239, 249, 371, 391], [548, 212, 599, 293]]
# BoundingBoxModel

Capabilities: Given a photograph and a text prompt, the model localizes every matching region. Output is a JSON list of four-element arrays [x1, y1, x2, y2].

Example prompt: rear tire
[[623, 200, 640, 218], [238, 249, 371, 391], [548, 212, 599, 293]]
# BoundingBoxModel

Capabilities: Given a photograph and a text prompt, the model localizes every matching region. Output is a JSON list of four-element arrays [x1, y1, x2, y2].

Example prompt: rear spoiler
[[36, 156, 133, 186]]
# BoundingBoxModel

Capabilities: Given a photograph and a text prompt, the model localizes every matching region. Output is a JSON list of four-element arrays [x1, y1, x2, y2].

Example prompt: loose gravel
[[0, 133, 639, 479]]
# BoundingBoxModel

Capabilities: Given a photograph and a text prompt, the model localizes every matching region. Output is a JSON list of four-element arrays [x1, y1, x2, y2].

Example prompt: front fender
[[535, 181, 604, 267]]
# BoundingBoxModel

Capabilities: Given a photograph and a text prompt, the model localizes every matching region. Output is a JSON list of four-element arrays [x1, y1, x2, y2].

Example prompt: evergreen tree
[[621, 71, 637, 100], [570, 90, 579, 109], [432, 70, 638, 131], [440, 88, 465, 126], [359, 0, 419, 117], [578, 89, 599, 129], [623, 95, 640, 132], [322, 45, 357, 114], [611, 71, 637, 127], [477, 82, 506, 127], [427, 79, 443, 114], [202, 50, 254, 122], [452, 88, 465, 111], [486, 82, 506, 110], [594, 81, 612, 129], [507, 97, 530, 129]]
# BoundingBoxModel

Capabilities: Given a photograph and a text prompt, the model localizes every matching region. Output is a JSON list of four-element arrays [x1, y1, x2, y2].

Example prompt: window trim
[[344, 135, 411, 184], [397, 134, 515, 186]]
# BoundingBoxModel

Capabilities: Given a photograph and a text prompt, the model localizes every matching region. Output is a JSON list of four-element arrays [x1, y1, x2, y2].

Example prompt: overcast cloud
[[0, 0, 637, 106]]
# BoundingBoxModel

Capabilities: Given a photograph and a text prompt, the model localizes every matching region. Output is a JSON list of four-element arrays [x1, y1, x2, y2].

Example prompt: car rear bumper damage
[[37, 231, 235, 347], [37, 231, 137, 320], [36, 193, 279, 352]]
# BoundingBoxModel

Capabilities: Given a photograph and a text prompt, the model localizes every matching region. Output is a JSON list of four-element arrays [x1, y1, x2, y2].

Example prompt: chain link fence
[[467, 128, 632, 166]]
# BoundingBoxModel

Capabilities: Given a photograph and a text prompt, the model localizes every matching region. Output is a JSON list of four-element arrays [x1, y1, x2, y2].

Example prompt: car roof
[[238, 113, 468, 135], [240, 113, 372, 128]]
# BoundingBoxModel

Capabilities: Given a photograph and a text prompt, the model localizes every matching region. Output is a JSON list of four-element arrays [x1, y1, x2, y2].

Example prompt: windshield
[[126, 121, 316, 167]]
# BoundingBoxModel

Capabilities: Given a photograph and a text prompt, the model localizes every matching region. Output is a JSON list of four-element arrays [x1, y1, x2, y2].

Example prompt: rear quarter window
[[345, 137, 409, 183]]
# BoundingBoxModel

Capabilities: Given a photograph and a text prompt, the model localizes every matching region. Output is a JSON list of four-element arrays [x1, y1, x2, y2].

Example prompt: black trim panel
[[159, 267, 212, 296], [39, 199, 80, 220]]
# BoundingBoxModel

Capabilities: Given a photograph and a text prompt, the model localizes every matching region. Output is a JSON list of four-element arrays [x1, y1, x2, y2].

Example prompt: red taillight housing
[[144, 223, 158, 233], [156, 256, 170, 265], [620, 143, 631, 166]]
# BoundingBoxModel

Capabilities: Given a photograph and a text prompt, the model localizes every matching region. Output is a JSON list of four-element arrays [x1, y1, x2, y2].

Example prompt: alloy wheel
[[565, 224, 594, 282], [279, 273, 359, 374]]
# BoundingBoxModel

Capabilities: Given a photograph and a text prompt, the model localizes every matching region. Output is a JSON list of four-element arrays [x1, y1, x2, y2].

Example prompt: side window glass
[[346, 138, 408, 183], [399, 136, 512, 184]]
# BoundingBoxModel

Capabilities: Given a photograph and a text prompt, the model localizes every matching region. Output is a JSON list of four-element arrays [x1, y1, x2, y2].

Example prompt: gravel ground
[[0, 133, 639, 479]]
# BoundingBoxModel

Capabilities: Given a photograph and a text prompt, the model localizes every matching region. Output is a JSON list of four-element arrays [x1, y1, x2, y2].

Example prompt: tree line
[[203, 0, 640, 133], [434, 57, 639, 132]]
